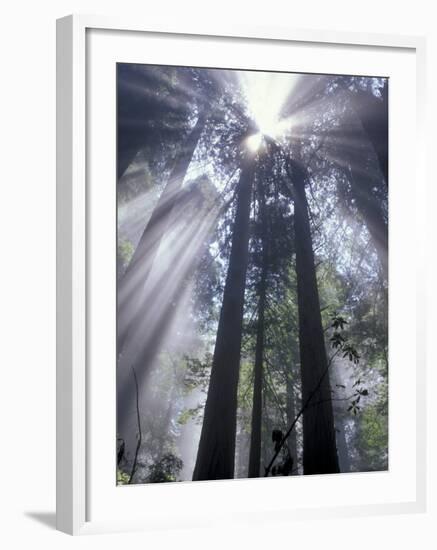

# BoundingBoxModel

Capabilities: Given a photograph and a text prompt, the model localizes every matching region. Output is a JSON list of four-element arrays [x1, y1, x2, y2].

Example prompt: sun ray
[[240, 71, 300, 146]]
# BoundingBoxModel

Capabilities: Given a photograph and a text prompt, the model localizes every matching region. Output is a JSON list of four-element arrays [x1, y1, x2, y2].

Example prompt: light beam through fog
[[116, 64, 389, 484]]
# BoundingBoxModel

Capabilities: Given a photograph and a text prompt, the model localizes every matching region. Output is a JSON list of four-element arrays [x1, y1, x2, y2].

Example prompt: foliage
[[117, 469, 130, 485], [270, 430, 294, 476], [117, 239, 134, 278], [146, 454, 183, 483]]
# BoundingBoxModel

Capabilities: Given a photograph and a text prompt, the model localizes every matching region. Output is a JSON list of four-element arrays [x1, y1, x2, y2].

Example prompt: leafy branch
[[264, 311, 361, 476]]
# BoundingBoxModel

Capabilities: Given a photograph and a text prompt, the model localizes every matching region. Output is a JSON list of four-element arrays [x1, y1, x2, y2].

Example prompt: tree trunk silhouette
[[193, 151, 255, 481], [286, 371, 298, 475], [348, 165, 388, 280], [289, 158, 340, 475], [337, 78, 388, 186], [351, 84, 388, 185], [117, 181, 215, 452], [247, 278, 266, 478], [117, 111, 207, 354], [248, 189, 268, 478]]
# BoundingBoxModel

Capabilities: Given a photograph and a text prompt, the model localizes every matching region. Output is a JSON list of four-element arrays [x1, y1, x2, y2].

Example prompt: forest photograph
[[116, 63, 388, 484]]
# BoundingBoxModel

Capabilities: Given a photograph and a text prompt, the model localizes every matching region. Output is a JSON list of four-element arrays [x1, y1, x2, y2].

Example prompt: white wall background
[[0, 1, 434, 547]]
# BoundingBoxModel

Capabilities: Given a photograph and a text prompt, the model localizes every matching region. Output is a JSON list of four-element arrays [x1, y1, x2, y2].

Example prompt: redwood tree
[[117, 111, 207, 354], [248, 186, 268, 478], [193, 148, 256, 481], [288, 157, 340, 475]]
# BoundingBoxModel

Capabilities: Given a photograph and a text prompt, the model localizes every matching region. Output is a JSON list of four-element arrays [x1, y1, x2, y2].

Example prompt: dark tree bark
[[248, 190, 268, 478], [247, 281, 266, 478], [289, 158, 340, 475], [117, 111, 207, 354], [286, 371, 298, 474], [193, 152, 256, 481]]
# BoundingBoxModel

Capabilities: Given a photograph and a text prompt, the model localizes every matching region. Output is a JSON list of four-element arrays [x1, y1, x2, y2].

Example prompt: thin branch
[[264, 347, 341, 477], [128, 367, 142, 484]]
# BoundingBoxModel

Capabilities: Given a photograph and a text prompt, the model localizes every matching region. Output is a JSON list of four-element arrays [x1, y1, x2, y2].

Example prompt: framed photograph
[[56, 14, 427, 535]]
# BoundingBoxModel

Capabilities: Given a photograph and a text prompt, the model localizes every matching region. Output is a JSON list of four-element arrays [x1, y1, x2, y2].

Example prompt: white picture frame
[[56, 14, 427, 535]]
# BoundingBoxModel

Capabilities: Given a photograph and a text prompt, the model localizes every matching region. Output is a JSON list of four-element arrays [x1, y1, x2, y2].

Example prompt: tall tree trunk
[[348, 165, 388, 280], [117, 111, 206, 354], [247, 286, 265, 478], [193, 152, 255, 481], [117, 180, 215, 451], [290, 158, 340, 475], [286, 371, 298, 475], [351, 85, 388, 185], [118, 140, 145, 182], [337, 79, 388, 186], [261, 381, 271, 473], [248, 191, 268, 478]]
